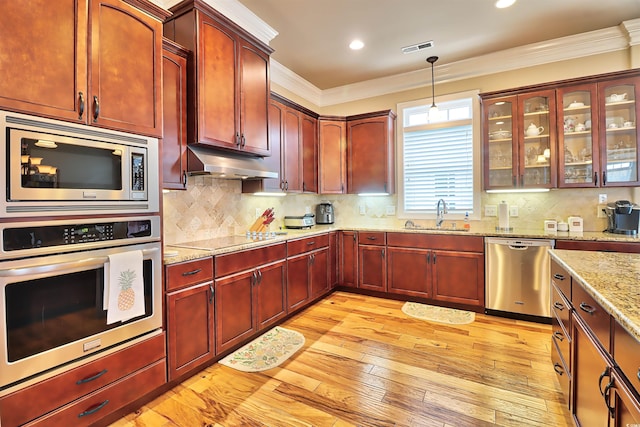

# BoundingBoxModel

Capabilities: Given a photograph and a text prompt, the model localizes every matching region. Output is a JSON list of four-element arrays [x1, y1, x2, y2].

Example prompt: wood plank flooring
[[110, 291, 572, 427]]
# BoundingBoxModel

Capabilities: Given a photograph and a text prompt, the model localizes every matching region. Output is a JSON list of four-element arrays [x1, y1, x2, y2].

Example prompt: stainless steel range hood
[[187, 146, 278, 180]]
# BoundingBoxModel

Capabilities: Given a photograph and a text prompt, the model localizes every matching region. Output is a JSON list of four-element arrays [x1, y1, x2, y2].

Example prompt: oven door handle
[[0, 247, 159, 277]]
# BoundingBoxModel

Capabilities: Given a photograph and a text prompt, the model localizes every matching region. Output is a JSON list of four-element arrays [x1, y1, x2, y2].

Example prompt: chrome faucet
[[436, 199, 448, 228]]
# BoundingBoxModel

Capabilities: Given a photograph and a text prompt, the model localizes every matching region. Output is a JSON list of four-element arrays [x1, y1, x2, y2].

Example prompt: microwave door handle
[[0, 247, 159, 277]]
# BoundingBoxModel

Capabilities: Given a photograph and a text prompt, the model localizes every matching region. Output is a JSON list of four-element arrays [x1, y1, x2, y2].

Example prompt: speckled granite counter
[[550, 249, 640, 343]]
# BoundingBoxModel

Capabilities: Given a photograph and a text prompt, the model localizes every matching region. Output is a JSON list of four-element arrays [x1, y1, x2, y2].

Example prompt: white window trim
[[396, 89, 482, 220]]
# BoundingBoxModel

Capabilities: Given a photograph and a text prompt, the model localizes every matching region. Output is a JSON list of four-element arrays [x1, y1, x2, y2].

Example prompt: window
[[397, 90, 481, 219]]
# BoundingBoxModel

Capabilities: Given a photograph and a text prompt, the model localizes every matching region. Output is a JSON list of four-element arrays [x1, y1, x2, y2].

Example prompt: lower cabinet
[[287, 234, 329, 310], [214, 243, 287, 355], [387, 246, 431, 297], [358, 232, 387, 291], [0, 334, 166, 427], [339, 230, 358, 288], [165, 257, 215, 381]]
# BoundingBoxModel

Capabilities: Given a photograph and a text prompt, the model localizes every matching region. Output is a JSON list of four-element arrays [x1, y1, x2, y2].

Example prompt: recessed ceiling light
[[495, 0, 516, 8], [349, 39, 364, 50]]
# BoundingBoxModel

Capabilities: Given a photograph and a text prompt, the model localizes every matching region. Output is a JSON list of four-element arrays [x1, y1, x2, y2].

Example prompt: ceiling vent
[[401, 40, 434, 54]]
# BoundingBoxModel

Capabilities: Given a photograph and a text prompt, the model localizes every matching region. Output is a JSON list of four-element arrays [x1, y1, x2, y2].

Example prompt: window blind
[[403, 125, 474, 213]]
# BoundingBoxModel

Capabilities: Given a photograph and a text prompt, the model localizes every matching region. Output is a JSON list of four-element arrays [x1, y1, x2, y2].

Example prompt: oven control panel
[[1, 217, 157, 254]]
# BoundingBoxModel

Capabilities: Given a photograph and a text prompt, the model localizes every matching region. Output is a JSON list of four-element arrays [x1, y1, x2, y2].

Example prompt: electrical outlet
[[386, 205, 396, 216], [485, 205, 497, 217], [599, 194, 608, 204], [510, 205, 519, 217], [597, 204, 607, 218], [359, 205, 366, 215]]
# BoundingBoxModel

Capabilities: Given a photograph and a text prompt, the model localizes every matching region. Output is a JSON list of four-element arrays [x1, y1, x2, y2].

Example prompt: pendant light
[[427, 56, 439, 116]]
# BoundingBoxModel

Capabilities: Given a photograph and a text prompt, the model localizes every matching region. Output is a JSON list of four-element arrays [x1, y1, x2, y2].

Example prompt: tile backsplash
[[162, 176, 635, 244]]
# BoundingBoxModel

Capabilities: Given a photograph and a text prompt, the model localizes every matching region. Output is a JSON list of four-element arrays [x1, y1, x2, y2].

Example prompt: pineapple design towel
[[106, 250, 145, 325]]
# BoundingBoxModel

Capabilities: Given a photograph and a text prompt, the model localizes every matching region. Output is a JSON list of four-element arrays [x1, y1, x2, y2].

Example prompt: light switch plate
[[510, 206, 519, 217], [386, 205, 396, 216], [485, 205, 497, 217], [359, 205, 366, 215]]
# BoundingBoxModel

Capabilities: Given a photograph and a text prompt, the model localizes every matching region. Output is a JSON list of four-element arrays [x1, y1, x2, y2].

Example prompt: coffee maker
[[604, 200, 640, 235], [315, 202, 334, 224]]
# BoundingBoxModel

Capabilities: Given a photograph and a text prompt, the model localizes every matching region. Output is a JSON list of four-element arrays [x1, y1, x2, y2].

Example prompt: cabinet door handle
[[426, 253, 431, 264], [637, 368, 640, 382], [602, 171, 607, 186], [181, 268, 202, 277], [182, 171, 187, 187], [381, 249, 385, 258], [257, 269, 262, 283], [209, 284, 214, 303], [579, 302, 596, 315], [433, 253, 436, 263], [553, 363, 564, 376], [553, 273, 565, 281], [78, 91, 85, 119], [353, 234, 356, 242], [553, 301, 565, 311], [603, 379, 615, 418], [251, 271, 257, 286], [598, 367, 610, 396], [553, 331, 564, 342], [235, 132, 241, 146], [76, 369, 107, 385], [594, 171, 598, 186], [92, 96, 100, 121], [285, 181, 289, 191], [78, 400, 109, 418], [240, 134, 246, 147]]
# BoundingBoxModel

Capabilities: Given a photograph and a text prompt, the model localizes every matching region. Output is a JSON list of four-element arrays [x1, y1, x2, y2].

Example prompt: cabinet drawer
[[166, 257, 213, 291], [552, 314, 571, 370], [551, 338, 571, 402], [358, 232, 386, 245], [287, 234, 329, 257], [555, 239, 640, 254], [572, 281, 611, 351], [551, 282, 571, 340], [0, 333, 165, 427], [614, 321, 640, 391], [550, 258, 571, 300], [215, 243, 286, 278], [387, 232, 483, 251], [24, 360, 166, 427]]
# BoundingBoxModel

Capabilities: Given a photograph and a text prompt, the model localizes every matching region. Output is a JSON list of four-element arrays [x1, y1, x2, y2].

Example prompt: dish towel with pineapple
[[105, 250, 145, 324]]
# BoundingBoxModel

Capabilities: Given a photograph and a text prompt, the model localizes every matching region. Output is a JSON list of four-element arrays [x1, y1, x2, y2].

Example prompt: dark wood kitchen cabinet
[[550, 258, 572, 404], [358, 232, 387, 291], [165, 257, 215, 381], [162, 39, 189, 190], [318, 117, 347, 194], [339, 230, 358, 288], [347, 110, 396, 194], [0, 334, 165, 427], [165, 0, 272, 156], [301, 112, 319, 193], [0, 0, 166, 136], [287, 234, 330, 310], [214, 243, 287, 354]]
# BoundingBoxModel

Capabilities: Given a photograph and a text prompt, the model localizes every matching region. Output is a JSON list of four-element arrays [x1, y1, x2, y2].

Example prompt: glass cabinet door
[[599, 78, 640, 186], [519, 90, 556, 188], [484, 97, 516, 189], [558, 84, 598, 187]]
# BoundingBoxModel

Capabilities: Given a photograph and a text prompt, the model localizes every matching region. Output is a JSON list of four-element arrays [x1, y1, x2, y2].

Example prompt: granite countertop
[[164, 224, 640, 265], [550, 249, 640, 343]]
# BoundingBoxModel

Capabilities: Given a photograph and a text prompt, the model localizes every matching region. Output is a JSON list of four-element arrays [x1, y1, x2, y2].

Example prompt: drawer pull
[[553, 363, 564, 375], [182, 268, 202, 277], [553, 301, 565, 311], [76, 369, 107, 385], [637, 368, 640, 382], [553, 331, 564, 342], [553, 273, 565, 281], [598, 367, 610, 396], [579, 302, 596, 315], [367, 236, 377, 240], [78, 399, 109, 418], [307, 241, 316, 246]]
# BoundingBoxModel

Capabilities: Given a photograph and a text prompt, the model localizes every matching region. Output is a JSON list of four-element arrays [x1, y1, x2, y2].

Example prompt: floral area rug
[[401, 301, 475, 325], [218, 326, 305, 372]]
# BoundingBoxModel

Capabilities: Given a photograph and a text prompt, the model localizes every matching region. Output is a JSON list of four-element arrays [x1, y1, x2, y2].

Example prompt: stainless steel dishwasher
[[485, 237, 554, 322]]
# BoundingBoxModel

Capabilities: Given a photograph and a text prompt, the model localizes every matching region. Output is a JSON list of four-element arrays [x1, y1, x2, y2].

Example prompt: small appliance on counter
[[284, 213, 315, 229], [604, 200, 640, 235], [315, 202, 334, 224]]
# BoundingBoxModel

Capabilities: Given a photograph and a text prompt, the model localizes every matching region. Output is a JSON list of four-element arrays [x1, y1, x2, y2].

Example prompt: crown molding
[[622, 18, 640, 45]]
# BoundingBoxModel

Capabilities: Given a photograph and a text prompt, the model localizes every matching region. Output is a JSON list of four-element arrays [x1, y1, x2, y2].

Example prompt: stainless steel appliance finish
[[485, 237, 554, 321], [0, 217, 162, 390], [604, 200, 640, 235], [315, 202, 334, 224], [187, 145, 278, 179], [0, 110, 159, 218]]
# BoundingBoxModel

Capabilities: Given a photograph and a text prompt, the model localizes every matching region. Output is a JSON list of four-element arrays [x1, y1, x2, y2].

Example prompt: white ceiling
[[234, 0, 640, 90]]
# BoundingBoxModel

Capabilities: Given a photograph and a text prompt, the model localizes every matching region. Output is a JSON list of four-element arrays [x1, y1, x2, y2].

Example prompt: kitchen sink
[[403, 221, 468, 232]]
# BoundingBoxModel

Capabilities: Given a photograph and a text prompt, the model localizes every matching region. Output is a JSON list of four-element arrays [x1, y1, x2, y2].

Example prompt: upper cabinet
[[347, 110, 396, 194], [0, 0, 167, 137], [482, 89, 557, 190], [165, 0, 273, 156], [318, 117, 347, 194]]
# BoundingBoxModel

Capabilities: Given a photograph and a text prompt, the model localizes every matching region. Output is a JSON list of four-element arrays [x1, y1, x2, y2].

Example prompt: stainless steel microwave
[[0, 110, 159, 218]]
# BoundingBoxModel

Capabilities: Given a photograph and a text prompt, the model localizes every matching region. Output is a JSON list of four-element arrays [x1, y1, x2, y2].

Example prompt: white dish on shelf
[[489, 130, 512, 140], [568, 102, 584, 108]]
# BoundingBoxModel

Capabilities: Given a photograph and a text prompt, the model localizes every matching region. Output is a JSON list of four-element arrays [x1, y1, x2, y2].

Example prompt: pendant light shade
[[427, 56, 438, 116]]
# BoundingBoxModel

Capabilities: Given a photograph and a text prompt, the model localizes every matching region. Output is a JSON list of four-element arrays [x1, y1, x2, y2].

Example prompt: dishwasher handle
[[508, 245, 529, 250]]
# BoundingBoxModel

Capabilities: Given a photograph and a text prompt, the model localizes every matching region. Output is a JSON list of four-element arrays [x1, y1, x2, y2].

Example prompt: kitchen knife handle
[[92, 96, 100, 121], [579, 302, 596, 315], [78, 91, 85, 119]]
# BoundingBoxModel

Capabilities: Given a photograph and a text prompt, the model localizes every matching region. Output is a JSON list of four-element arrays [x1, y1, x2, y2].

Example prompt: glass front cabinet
[[483, 89, 557, 190]]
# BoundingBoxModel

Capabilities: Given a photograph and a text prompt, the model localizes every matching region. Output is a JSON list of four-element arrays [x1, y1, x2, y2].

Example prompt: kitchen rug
[[218, 326, 305, 372], [401, 302, 475, 325]]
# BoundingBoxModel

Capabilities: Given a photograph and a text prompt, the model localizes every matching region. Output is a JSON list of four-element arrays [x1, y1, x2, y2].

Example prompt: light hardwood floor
[[111, 291, 572, 427]]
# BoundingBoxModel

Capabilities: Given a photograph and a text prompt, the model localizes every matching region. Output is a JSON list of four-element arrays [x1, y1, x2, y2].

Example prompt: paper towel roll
[[498, 201, 509, 230]]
